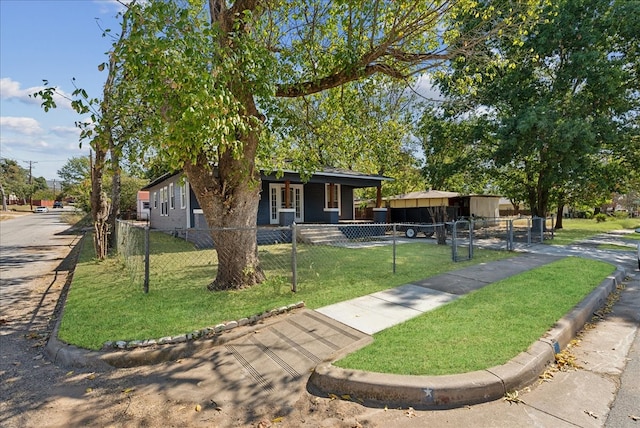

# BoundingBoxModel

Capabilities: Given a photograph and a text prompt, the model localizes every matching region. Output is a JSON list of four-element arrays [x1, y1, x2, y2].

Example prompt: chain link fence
[[116, 216, 554, 293]]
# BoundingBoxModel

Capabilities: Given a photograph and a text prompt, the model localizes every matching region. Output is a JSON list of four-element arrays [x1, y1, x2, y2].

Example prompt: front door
[[269, 183, 304, 224]]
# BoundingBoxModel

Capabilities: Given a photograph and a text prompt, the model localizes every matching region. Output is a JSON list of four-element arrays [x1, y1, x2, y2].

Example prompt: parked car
[[34, 206, 48, 213], [53, 201, 63, 208]]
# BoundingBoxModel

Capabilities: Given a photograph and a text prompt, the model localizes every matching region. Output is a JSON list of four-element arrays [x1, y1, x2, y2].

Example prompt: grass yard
[[549, 218, 640, 245], [334, 257, 615, 375], [59, 233, 512, 350]]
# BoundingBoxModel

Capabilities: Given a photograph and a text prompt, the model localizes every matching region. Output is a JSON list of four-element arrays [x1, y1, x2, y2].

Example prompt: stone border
[[308, 268, 626, 409], [103, 302, 305, 350], [46, 302, 305, 370]]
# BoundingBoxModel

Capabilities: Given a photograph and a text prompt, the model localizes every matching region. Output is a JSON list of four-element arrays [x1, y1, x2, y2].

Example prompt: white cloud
[[51, 126, 81, 138], [0, 116, 43, 135], [412, 75, 444, 101], [0, 77, 73, 110]]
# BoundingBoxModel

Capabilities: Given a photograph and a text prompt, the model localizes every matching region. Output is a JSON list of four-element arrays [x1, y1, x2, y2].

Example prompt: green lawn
[[549, 218, 640, 245], [335, 257, 614, 375], [59, 235, 512, 349]]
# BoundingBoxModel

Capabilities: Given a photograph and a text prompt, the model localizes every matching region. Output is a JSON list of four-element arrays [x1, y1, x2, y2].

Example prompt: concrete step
[[297, 226, 346, 245]]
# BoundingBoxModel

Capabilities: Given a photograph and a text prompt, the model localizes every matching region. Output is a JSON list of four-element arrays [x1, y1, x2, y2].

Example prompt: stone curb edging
[[308, 267, 626, 410], [45, 302, 305, 370]]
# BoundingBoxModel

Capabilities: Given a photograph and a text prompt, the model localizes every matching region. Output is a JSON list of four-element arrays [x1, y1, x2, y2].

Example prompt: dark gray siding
[[304, 183, 325, 223], [257, 181, 271, 225], [340, 185, 354, 220]]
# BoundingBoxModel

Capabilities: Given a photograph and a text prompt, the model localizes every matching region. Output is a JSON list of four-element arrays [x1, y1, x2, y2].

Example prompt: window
[[325, 183, 341, 215], [153, 192, 157, 209], [180, 183, 187, 209], [169, 183, 175, 209], [161, 187, 168, 216]]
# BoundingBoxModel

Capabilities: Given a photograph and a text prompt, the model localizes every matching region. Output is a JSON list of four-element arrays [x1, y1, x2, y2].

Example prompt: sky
[[1, 0, 125, 181]]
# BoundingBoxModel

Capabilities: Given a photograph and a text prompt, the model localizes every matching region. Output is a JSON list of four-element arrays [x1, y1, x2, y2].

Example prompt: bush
[[614, 211, 629, 219], [595, 213, 607, 223]]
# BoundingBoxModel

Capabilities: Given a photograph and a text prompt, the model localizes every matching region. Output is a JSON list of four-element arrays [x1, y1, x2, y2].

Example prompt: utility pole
[[24, 160, 37, 210]]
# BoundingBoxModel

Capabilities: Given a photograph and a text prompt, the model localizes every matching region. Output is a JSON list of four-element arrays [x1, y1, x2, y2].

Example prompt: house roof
[[273, 166, 392, 182], [141, 171, 181, 190], [143, 167, 392, 190]]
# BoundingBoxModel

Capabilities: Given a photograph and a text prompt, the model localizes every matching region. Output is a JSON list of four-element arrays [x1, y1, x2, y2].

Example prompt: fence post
[[469, 220, 474, 260], [507, 219, 513, 251], [392, 223, 396, 274], [144, 224, 150, 294], [291, 223, 297, 292], [451, 221, 457, 262]]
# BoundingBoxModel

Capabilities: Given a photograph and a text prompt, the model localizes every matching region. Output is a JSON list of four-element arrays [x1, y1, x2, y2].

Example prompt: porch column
[[376, 185, 382, 208]]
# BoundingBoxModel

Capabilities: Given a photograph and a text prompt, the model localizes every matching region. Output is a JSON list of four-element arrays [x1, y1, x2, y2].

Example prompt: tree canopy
[[33, 0, 544, 289], [428, 0, 640, 220]]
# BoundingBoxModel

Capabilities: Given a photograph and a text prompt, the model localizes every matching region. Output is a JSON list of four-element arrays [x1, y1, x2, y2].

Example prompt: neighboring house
[[142, 167, 391, 230], [136, 191, 150, 221], [382, 190, 500, 223]]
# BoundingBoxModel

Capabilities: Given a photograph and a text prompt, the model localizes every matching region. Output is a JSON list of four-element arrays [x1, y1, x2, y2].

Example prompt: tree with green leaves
[[109, 0, 544, 290], [1, 159, 29, 207], [433, 0, 640, 225], [417, 106, 493, 193], [34, 9, 143, 259]]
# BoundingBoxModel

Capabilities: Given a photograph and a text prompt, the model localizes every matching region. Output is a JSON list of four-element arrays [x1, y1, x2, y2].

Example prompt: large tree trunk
[[555, 204, 564, 229], [107, 147, 121, 251], [90, 148, 110, 260], [185, 151, 266, 291]]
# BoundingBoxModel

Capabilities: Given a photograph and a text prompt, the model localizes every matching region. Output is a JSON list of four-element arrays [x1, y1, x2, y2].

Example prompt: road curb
[[308, 267, 627, 409]]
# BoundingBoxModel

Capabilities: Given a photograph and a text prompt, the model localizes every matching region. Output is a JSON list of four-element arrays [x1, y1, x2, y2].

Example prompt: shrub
[[595, 213, 607, 223], [614, 211, 629, 219]]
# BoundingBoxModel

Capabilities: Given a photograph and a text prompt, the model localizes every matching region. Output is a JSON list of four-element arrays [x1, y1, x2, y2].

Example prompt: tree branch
[[275, 50, 452, 98]]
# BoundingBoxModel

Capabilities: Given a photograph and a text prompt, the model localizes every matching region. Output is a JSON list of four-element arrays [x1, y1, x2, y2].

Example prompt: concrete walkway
[[316, 254, 559, 335]]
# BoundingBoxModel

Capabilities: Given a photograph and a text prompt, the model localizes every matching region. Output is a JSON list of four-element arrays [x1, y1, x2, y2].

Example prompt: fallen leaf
[[504, 390, 524, 404], [85, 388, 93, 393], [122, 388, 135, 394], [195, 404, 201, 412], [272, 416, 283, 423], [341, 394, 352, 401], [328, 393, 339, 401], [65, 371, 74, 376]]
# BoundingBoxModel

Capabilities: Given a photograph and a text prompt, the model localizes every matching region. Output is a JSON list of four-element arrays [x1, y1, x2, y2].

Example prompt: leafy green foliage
[[430, 0, 639, 215]]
